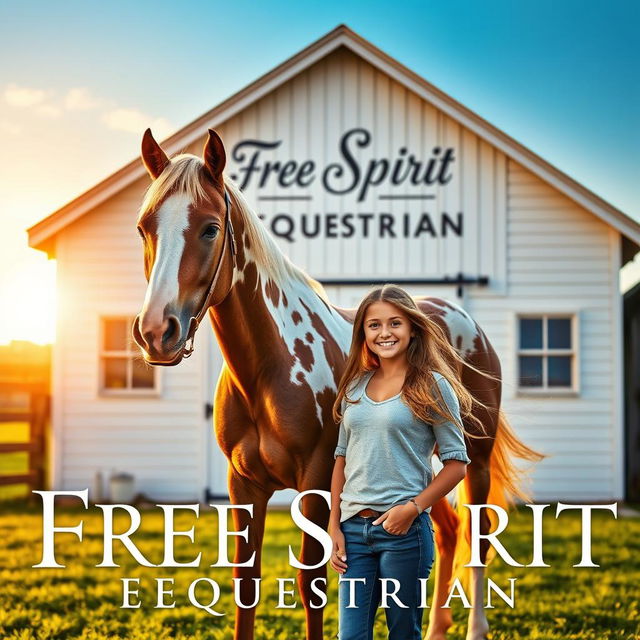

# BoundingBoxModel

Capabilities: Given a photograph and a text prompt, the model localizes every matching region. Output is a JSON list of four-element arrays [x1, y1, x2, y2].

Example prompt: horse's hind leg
[[295, 485, 330, 640], [463, 387, 499, 640], [427, 464, 492, 640], [463, 460, 492, 640], [428, 410, 497, 640], [426, 496, 459, 640], [228, 470, 272, 640]]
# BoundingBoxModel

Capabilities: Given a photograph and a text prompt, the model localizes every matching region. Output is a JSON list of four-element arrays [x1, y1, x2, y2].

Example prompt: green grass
[[0, 503, 638, 639]]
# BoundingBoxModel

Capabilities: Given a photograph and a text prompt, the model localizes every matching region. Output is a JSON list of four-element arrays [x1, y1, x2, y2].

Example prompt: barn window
[[517, 315, 577, 392], [100, 317, 158, 395]]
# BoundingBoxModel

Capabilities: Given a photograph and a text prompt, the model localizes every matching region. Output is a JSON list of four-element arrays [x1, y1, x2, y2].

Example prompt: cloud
[[0, 121, 21, 135], [1, 82, 175, 138], [34, 104, 62, 118], [102, 107, 174, 139], [4, 83, 47, 107], [3, 83, 60, 117], [65, 87, 101, 111]]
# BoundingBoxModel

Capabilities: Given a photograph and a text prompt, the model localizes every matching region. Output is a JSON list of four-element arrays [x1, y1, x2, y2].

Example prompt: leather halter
[[181, 189, 236, 359]]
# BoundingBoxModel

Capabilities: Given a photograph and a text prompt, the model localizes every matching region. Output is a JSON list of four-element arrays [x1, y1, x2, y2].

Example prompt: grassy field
[[0, 502, 638, 639]]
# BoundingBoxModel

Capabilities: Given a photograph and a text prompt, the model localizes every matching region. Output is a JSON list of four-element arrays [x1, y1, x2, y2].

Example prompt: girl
[[329, 284, 474, 640]]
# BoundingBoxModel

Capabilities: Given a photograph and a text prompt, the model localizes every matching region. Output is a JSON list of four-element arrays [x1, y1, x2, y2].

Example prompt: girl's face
[[363, 301, 414, 363]]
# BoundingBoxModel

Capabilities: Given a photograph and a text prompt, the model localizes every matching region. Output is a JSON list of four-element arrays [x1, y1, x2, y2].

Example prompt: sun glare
[[0, 259, 56, 345]]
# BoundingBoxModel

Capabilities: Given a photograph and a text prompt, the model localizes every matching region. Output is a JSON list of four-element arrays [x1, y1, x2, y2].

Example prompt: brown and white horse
[[133, 129, 542, 640]]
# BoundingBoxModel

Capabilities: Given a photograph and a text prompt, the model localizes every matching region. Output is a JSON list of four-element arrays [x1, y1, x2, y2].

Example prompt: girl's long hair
[[332, 284, 488, 436]]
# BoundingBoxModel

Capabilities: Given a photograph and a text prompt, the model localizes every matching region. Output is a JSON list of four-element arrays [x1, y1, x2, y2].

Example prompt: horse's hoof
[[465, 631, 490, 640]]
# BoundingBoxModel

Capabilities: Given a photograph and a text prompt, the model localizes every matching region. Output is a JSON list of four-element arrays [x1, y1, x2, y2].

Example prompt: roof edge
[[27, 25, 354, 254], [28, 23, 640, 255]]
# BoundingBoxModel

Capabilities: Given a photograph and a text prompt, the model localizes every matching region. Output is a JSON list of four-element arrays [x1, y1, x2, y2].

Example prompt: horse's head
[[132, 128, 235, 365]]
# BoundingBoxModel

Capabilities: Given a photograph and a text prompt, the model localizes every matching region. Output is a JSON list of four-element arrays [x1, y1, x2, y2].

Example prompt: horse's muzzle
[[132, 313, 187, 366]]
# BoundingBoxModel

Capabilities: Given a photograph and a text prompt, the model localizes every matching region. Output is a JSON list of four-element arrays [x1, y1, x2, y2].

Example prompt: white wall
[[468, 160, 621, 501]]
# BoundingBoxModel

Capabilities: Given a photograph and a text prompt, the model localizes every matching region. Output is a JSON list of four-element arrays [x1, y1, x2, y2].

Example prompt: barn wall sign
[[229, 127, 463, 243]]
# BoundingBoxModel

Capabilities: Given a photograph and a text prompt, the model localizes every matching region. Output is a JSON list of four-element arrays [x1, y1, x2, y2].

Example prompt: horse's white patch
[[229, 232, 249, 288], [248, 258, 352, 427], [280, 288, 351, 425], [437, 300, 480, 357], [141, 193, 191, 323]]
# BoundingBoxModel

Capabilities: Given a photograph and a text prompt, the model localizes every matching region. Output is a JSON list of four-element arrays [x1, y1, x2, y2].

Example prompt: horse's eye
[[137, 226, 145, 239], [202, 224, 219, 239]]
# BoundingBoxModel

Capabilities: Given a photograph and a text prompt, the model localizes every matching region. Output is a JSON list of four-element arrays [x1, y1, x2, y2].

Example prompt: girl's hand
[[329, 527, 348, 574], [372, 503, 416, 535]]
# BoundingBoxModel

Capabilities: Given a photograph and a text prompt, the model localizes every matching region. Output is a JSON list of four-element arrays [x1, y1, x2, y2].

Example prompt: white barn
[[28, 25, 640, 504]]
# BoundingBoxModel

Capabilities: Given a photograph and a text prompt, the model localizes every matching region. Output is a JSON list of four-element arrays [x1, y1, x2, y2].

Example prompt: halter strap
[[182, 189, 235, 359]]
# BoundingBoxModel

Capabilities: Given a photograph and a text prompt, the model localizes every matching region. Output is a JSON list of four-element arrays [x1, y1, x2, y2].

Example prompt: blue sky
[[0, 0, 638, 341]]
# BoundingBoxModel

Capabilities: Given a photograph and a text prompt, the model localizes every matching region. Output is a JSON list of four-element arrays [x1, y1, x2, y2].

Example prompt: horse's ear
[[141, 128, 170, 179], [203, 129, 226, 183]]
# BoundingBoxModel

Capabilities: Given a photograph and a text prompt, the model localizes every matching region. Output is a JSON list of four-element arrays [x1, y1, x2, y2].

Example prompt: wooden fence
[[0, 380, 49, 493]]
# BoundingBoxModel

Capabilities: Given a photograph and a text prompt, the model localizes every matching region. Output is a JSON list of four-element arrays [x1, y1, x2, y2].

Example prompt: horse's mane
[[224, 179, 329, 301], [140, 153, 329, 303]]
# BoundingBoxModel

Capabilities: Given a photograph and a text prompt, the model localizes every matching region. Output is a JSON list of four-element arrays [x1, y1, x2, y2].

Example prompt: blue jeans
[[338, 511, 435, 640]]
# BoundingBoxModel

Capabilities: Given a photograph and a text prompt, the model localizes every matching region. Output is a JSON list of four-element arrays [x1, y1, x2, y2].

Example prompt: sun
[[0, 258, 57, 345]]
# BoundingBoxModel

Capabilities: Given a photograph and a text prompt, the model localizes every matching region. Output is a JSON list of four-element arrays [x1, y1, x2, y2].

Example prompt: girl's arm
[[329, 455, 346, 533], [329, 456, 348, 573], [412, 458, 466, 511], [412, 374, 469, 510]]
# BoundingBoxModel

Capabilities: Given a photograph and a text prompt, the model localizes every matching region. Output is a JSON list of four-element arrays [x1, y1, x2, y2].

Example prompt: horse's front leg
[[228, 470, 272, 640], [295, 482, 330, 640]]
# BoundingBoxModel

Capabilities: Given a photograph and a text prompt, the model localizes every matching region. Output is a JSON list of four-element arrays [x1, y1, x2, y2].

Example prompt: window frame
[[515, 312, 580, 396], [98, 315, 161, 397]]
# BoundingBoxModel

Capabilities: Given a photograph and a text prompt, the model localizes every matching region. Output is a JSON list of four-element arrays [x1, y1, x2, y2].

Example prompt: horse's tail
[[452, 410, 546, 582]]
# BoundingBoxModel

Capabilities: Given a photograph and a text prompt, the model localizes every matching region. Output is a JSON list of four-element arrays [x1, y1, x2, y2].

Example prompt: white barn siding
[[468, 160, 621, 501], [53, 179, 210, 500]]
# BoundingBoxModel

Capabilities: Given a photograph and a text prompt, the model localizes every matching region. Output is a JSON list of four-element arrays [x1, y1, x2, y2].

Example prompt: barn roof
[[28, 24, 640, 261]]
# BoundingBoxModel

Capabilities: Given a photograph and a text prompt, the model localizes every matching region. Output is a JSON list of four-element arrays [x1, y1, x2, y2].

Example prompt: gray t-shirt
[[334, 370, 471, 523]]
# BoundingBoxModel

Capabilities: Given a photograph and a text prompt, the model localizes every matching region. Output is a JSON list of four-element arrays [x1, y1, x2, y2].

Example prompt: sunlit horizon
[[0, 256, 56, 345], [0, 2, 638, 346]]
